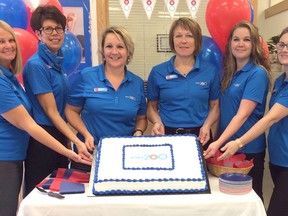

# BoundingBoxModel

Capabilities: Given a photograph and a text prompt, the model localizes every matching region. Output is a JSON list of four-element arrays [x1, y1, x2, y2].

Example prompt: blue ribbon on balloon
[[248, 1, 254, 23]]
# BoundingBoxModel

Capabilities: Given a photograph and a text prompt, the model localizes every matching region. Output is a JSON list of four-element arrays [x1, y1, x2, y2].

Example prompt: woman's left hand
[[198, 125, 210, 145], [74, 141, 93, 162], [217, 141, 239, 161], [67, 149, 92, 165]]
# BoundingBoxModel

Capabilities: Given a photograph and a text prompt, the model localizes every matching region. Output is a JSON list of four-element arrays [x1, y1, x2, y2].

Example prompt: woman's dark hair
[[30, 5, 66, 31]]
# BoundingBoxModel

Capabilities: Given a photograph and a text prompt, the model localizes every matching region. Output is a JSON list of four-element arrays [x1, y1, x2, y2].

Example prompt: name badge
[[94, 87, 108, 92], [166, 74, 178, 80]]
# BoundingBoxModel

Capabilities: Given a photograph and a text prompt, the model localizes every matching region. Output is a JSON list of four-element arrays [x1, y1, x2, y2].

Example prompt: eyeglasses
[[276, 42, 288, 50], [39, 26, 64, 34]]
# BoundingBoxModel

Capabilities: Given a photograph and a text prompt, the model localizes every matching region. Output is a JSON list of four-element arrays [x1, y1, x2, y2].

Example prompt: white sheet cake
[[92, 135, 210, 195]]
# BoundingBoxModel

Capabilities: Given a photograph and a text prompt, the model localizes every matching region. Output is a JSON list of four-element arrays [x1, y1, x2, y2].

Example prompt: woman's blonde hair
[[169, 17, 202, 55], [221, 20, 272, 92], [100, 26, 134, 65], [0, 20, 22, 75]]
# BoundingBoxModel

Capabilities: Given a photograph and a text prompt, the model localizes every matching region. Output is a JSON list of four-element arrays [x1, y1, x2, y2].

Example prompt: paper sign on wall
[[186, 0, 201, 18], [142, 0, 157, 20], [119, 0, 134, 19], [163, 0, 180, 19]]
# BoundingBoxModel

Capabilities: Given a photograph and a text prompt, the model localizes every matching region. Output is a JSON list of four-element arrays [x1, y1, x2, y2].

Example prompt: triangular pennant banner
[[164, 0, 180, 19], [119, 0, 134, 19], [142, 0, 157, 20], [186, 0, 201, 18]]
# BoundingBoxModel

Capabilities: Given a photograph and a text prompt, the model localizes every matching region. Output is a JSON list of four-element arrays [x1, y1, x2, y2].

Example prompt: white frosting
[[93, 135, 208, 194], [124, 143, 173, 170]]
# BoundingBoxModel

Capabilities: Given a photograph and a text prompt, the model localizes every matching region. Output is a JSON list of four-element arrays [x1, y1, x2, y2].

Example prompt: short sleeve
[[209, 68, 220, 100], [147, 68, 159, 101], [67, 71, 86, 107], [242, 69, 269, 104], [24, 62, 52, 95], [137, 79, 147, 116], [0, 78, 21, 114]]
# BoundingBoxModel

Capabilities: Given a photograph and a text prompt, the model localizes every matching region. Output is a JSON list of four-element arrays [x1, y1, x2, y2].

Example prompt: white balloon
[[23, 0, 49, 10]]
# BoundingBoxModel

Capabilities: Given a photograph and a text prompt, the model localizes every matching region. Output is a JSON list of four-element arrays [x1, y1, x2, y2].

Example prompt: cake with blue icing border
[[92, 134, 210, 195]]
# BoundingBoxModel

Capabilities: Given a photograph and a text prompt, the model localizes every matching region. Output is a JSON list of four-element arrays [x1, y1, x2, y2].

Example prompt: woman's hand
[[198, 125, 210, 145], [203, 141, 221, 159], [73, 141, 93, 163], [84, 133, 95, 152], [67, 149, 92, 165], [151, 122, 164, 135], [217, 140, 240, 161]]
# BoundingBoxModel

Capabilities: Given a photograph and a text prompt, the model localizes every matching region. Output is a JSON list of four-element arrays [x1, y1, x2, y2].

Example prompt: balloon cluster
[[201, 0, 268, 78], [0, 0, 82, 83]]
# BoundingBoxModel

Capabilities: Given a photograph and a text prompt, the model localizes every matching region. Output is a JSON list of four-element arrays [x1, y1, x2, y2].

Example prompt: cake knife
[[36, 186, 65, 199]]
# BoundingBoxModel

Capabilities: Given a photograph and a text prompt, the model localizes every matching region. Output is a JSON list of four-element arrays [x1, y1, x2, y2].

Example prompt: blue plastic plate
[[219, 173, 252, 182]]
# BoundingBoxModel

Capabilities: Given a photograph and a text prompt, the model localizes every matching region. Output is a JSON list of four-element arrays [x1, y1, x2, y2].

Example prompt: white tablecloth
[[17, 174, 266, 216]]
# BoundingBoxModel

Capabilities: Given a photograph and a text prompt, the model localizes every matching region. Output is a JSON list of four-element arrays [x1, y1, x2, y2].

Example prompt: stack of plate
[[219, 173, 252, 195]]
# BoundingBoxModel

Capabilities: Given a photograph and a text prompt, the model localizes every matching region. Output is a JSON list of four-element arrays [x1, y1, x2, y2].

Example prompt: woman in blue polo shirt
[[213, 27, 288, 216], [147, 17, 220, 147], [23, 6, 92, 197], [65, 26, 147, 171], [204, 21, 272, 200], [0, 20, 88, 216]]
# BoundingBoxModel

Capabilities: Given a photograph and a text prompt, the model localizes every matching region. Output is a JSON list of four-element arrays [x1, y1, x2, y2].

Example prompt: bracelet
[[153, 122, 163, 126], [133, 129, 143, 135], [235, 138, 244, 149]]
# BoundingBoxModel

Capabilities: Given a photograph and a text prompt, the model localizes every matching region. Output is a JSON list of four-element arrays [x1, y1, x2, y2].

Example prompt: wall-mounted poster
[[59, 0, 92, 70]]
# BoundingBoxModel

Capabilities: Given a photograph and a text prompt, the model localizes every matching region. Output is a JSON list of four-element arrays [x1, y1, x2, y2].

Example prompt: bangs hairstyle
[[221, 20, 272, 92], [30, 5, 66, 32], [169, 17, 202, 55], [100, 26, 134, 65], [0, 20, 22, 76], [279, 26, 288, 39]]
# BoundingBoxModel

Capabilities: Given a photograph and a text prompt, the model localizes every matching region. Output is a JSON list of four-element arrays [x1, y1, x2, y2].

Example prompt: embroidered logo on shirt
[[125, 96, 136, 100], [94, 87, 108, 92], [45, 64, 52, 69], [233, 83, 240, 87], [195, 81, 208, 86], [166, 75, 178, 80]]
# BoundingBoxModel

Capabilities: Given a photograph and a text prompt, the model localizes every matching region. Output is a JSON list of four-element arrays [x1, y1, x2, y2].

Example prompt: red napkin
[[68, 171, 90, 183], [49, 178, 71, 192], [207, 150, 254, 168], [37, 168, 90, 192]]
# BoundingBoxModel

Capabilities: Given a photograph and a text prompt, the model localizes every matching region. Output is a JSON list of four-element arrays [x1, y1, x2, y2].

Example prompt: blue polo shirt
[[0, 66, 32, 160], [219, 61, 269, 154], [23, 42, 68, 126], [268, 73, 288, 167], [67, 63, 147, 144], [147, 55, 220, 128]]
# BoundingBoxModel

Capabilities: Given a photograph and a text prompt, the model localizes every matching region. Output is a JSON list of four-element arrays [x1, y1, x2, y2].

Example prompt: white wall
[[103, 0, 288, 79], [258, 0, 288, 40], [90, 0, 98, 65]]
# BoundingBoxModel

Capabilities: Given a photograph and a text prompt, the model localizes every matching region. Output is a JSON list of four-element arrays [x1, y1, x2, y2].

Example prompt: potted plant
[[267, 35, 280, 64]]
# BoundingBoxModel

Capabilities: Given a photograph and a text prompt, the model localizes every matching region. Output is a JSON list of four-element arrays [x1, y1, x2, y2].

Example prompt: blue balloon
[[62, 31, 82, 75], [67, 70, 81, 89], [0, 0, 28, 29], [249, 1, 254, 23], [201, 36, 223, 77]]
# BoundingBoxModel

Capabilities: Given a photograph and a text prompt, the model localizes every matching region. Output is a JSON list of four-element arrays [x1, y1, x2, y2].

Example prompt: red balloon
[[45, 0, 63, 14], [259, 37, 269, 63], [206, 0, 251, 53], [25, 6, 38, 40], [13, 28, 38, 83]]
